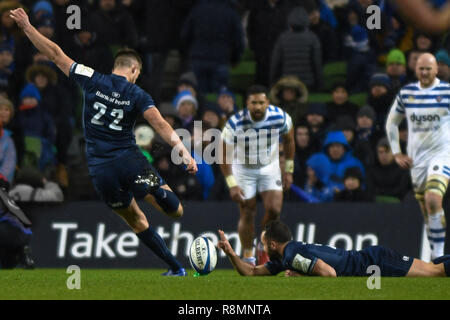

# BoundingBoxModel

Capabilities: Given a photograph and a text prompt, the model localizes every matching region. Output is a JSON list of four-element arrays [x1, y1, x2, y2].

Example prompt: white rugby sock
[[429, 210, 446, 258]]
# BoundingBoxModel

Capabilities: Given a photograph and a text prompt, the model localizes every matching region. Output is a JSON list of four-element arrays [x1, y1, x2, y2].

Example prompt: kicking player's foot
[[161, 268, 187, 276], [256, 242, 270, 265], [135, 169, 160, 193], [242, 257, 256, 266]]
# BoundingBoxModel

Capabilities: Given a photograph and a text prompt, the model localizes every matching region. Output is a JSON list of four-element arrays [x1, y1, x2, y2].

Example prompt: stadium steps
[[308, 92, 367, 107], [323, 61, 347, 91], [375, 195, 401, 203], [22, 136, 42, 169], [205, 93, 244, 110], [229, 48, 256, 95]]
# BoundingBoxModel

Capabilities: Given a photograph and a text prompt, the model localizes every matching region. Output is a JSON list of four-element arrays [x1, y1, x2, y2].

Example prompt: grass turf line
[[0, 269, 449, 300]]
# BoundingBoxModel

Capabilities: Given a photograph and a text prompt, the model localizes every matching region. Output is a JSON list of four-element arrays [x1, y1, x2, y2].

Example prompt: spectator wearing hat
[[217, 87, 238, 123], [32, 1, 54, 20], [26, 63, 75, 187], [305, 102, 328, 150], [334, 166, 371, 202], [386, 48, 407, 93], [435, 49, 450, 82], [297, 153, 334, 203], [17, 83, 56, 171], [181, 0, 245, 95], [353, 105, 383, 168], [173, 90, 198, 133], [270, 7, 323, 91], [367, 73, 396, 128], [321, 130, 365, 191], [176, 71, 213, 118], [344, 24, 376, 93], [332, 115, 357, 147], [326, 82, 359, 123], [366, 137, 410, 201], [269, 75, 308, 125]]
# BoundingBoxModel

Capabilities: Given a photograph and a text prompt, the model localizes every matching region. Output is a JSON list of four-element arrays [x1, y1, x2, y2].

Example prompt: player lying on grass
[[218, 220, 450, 277]]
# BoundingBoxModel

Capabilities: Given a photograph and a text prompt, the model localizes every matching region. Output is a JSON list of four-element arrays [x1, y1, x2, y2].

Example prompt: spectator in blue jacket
[[322, 130, 365, 190], [0, 114, 16, 182], [181, 0, 245, 94], [302, 153, 335, 202], [17, 83, 56, 170]]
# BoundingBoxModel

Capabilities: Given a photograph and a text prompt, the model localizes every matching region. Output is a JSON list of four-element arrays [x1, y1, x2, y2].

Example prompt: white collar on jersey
[[418, 77, 440, 90]]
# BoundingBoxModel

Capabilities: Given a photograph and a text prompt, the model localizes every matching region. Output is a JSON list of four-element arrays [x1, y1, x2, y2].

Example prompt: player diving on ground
[[218, 220, 450, 277]]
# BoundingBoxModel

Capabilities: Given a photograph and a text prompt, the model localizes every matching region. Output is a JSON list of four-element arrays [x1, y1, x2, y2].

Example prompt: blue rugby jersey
[[69, 62, 155, 166], [265, 241, 371, 277]]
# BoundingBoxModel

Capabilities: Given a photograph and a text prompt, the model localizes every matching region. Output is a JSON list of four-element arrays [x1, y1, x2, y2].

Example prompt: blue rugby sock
[[137, 226, 182, 271], [154, 188, 180, 214]]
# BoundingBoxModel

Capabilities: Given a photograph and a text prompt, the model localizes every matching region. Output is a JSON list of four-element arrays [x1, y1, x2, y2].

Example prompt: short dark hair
[[246, 84, 268, 99], [264, 220, 292, 244], [114, 48, 142, 70]]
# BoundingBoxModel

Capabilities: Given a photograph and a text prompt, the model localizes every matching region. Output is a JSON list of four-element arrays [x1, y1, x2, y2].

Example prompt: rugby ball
[[189, 237, 217, 275]]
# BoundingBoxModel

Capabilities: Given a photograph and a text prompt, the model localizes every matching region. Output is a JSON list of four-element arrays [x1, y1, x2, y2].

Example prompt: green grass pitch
[[1, 269, 449, 300]]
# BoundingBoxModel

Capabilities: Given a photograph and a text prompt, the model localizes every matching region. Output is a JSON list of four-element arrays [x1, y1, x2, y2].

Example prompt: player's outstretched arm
[[310, 259, 337, 277], [218, 230, 271, 276], [10, 8, 73, 76], [143, 107, 198, 174], [385, 101, 412, 169], [394, 0, 450, 33]]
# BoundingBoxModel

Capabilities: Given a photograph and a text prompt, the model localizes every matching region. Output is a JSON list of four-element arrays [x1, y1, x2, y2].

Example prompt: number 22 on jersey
[[91, 101, 124, 131]]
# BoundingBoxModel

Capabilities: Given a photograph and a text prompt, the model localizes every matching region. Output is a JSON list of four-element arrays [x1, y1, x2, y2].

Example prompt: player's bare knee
[[424, 193, 442, 213]]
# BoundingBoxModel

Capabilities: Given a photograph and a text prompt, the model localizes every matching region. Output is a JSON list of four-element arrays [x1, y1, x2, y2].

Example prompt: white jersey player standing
[[220, 85, 295, 266], [386, 53, 450, 259]]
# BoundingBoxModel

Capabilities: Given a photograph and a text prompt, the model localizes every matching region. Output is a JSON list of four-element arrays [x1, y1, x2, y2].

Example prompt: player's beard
[[250, 110, 264, 121], [267, 247, 282, 261]]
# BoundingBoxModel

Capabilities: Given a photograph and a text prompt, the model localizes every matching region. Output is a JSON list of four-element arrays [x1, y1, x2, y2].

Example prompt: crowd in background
[[0, 0, 449, 204]]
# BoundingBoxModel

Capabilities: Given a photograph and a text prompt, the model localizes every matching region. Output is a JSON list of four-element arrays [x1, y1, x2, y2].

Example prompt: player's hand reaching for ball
[[9, 8, 31, 30], [217, 229, 235, 256], [394, 153, 413, 169]]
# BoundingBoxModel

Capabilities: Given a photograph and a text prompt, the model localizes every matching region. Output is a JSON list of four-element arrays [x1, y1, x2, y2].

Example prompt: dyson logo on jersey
[[409, 113, 440, 125]]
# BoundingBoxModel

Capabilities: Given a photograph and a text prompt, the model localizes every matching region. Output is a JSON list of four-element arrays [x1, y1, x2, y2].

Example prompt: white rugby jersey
[[388, 79, 450, 165], [222, 105, 293, 168]]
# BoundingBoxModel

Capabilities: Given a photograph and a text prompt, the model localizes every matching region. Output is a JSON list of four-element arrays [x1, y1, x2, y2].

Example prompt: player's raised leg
[[238, 197, 258, 266], [114, 198, 186, 276], [143, 184, 183, 218], [258, 190, 283, 265]]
